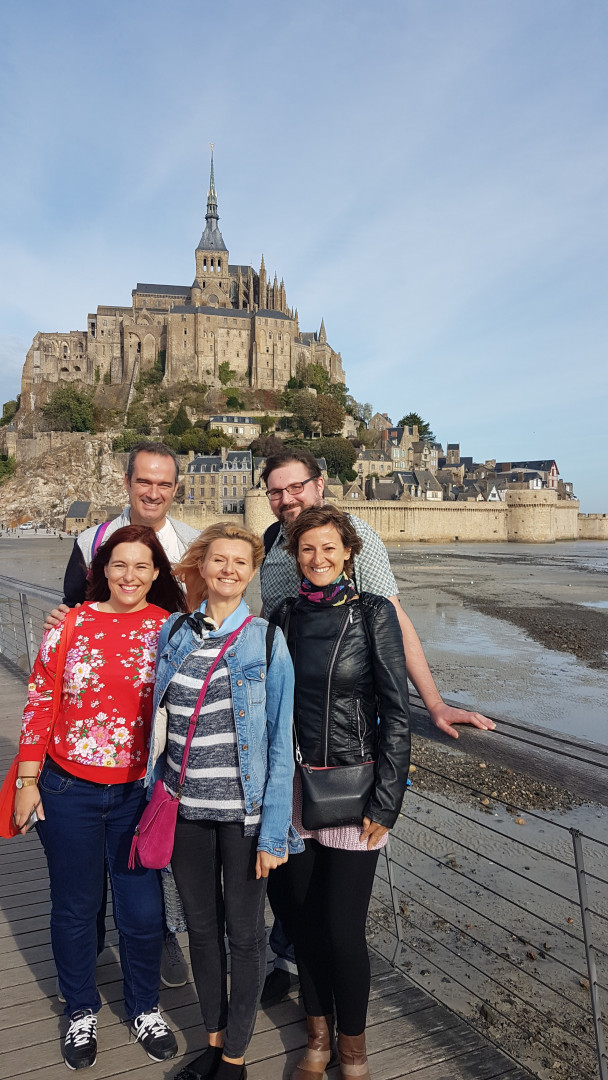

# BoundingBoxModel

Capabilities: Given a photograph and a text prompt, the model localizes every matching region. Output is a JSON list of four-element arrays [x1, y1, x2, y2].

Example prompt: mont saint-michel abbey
[[21, 153, 345, 408]]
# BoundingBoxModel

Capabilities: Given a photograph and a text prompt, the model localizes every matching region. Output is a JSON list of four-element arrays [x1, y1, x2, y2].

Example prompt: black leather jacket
[[270, 594, 411, 829]]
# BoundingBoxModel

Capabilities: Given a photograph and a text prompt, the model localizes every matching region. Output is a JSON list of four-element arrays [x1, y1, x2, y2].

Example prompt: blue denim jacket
[[146, 599, 303, 857]]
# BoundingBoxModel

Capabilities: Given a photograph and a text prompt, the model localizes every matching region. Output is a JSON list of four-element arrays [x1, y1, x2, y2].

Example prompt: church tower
[[192, 147, 232, 308]]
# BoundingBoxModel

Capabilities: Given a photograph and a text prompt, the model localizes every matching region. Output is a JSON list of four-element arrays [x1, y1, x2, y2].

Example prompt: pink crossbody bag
[[128, 616, 253, 870]]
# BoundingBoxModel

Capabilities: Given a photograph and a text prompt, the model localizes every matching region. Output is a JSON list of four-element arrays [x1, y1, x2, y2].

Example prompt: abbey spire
[[197, 145, 227, 253]]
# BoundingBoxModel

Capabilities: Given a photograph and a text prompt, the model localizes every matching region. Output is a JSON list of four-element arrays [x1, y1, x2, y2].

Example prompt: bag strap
[[265, 622, 276, 670], [178, 615, 254, 790], [263, 520, 281, 557], [91, 520, 111, 559]]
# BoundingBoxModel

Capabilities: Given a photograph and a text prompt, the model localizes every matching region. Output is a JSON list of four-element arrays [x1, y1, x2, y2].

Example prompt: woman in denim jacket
[[147, 524, 302, 1080]]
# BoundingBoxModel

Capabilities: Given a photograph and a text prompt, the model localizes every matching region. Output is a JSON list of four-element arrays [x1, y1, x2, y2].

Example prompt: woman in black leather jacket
[[268, 505, 410, 1080]]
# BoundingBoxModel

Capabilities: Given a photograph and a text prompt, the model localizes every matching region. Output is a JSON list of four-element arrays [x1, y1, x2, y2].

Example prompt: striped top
[[163, 635, 260, 834]]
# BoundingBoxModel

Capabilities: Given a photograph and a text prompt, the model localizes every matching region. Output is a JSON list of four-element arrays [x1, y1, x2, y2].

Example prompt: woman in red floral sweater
[[13, 525, 186, 1071]]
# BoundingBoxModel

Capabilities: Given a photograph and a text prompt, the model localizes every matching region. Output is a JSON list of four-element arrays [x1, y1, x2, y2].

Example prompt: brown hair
[[174, 523, 264, 610], [261, 448, 322, 486], [285, 505, 362, 578], [86, 525, 187, 613]]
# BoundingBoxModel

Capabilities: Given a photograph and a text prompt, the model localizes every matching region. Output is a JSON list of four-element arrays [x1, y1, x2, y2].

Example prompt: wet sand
[[387, 541, 608, 746]]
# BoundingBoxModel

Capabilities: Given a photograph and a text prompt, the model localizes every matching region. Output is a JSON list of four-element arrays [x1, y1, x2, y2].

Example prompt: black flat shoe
[[174, 1045, 224, 1080]]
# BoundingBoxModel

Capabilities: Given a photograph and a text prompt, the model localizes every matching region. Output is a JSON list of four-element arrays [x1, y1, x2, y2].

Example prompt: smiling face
[[296, 523, 352, 587], [265, 461, 324, 526], [198, 538, 257, 607], [103, 541, 159, 613], [124, 452, 179, 530]]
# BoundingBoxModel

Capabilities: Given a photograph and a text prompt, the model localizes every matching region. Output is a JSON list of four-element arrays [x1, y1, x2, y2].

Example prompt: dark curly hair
[[86, 525, 187, 613], [285, 505, 362, 578]]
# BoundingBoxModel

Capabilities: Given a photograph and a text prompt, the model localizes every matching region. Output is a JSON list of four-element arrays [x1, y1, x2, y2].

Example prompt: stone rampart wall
[[578, 514, 608, 540], [332, 500, 508, 543], [15, 431, 91, 464]]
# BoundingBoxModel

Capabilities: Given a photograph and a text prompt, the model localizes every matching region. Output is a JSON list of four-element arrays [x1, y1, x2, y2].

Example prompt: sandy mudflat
[[387, 541, 608, 745]]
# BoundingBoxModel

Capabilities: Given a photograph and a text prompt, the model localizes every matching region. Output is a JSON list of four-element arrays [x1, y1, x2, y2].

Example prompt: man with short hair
[[47, 441, 199, 991], [259, 448, 495, 1005], [61, 442, 197, 606]]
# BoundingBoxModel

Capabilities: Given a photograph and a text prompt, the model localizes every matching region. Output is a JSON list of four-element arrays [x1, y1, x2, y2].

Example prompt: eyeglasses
[[266, 476, 317, 501]]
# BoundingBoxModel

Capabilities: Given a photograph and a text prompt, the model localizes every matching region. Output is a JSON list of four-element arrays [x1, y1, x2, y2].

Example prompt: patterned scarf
[[298, 571, 357, 607]]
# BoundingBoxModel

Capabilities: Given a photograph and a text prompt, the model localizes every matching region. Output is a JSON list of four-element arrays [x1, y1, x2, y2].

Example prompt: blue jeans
[[36, 762, 163, 1020]]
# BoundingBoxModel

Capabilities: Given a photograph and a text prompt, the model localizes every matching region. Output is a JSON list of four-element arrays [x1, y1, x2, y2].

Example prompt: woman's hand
[[360, 817, 389, 850], [13, 785, 45, 834], [255, 850, 288, 879]]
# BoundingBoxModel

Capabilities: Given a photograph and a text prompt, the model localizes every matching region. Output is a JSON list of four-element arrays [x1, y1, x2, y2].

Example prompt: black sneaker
[[63, 1009, 98, 1070], [131, 1007, 178, 1061]]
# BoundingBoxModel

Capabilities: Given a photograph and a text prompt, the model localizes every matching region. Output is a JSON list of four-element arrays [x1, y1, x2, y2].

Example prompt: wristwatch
[[16, 777, 38, 789]]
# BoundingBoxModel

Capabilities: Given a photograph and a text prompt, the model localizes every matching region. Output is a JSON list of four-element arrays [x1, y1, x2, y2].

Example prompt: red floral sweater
[[19, 603, 168, 784]]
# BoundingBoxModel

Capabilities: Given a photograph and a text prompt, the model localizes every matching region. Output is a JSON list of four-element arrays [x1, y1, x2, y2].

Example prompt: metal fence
[[370, 702, 608, 1080], [0, 574, 62, 673], [1, 577, 606, 1080]]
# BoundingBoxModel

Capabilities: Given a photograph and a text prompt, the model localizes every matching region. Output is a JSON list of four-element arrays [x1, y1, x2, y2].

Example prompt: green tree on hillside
[[1, 396, 20, 426], [316, 394, 345, 436], [304, 363, 330, 395], [43, 387, 94, 432], [169, 403, 192, 436], [398, 411, 435, 442], [218, 361, 237, 386], [314, 437, 357, 482], [0, 454, 16, 483]]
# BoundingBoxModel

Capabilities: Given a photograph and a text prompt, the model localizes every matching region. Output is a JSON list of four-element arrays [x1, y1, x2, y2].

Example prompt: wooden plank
[[409, 703, 608, 807], [370, 1043, 520, 1078]]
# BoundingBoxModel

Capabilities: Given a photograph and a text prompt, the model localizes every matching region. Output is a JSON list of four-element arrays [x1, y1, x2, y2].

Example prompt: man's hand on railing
[[43, 603, 79, 633], [428, 700, 496, 740]]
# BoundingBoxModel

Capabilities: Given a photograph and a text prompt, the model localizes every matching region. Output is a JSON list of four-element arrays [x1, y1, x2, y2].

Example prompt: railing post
[[19, 592, 36, 671], [571, 828, 608, 1080], [383, 839, 403, 966]]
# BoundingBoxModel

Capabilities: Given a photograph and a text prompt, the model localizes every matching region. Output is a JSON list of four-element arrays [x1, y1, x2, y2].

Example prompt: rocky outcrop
[[0, 433, 126, 526]]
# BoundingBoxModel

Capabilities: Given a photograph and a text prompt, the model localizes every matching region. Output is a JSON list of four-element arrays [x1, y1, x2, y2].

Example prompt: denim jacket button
[[260, 671, 265, 679], [242, 743, 248, 750], [229, 651, 235, 656], [245, 774, 250, 780], [239, 710, 245, 717], [236, 679, 243, 686]]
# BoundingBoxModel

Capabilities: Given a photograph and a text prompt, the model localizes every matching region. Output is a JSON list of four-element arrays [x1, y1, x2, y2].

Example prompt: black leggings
[[171, 819, 267, 1059], [269, 839, 379, 1035]]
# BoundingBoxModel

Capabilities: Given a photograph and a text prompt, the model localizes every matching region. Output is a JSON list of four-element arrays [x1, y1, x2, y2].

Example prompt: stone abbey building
[[20, 152, 345, 412]]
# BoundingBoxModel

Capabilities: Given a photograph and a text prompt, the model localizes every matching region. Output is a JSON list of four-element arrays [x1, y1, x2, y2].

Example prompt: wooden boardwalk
[[0, 662, 532, 1080]]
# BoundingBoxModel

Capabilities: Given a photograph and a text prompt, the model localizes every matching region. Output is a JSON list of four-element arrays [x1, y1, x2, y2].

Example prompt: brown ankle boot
[[291, 1015, 333, 1080], [337, 1032, 370, 1080]]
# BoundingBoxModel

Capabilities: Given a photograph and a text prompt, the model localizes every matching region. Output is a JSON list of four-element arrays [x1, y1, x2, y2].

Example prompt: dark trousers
[[270, 839, 379, 1035], [171, 818, 267, 1059], [36, 763, 163, 1020]]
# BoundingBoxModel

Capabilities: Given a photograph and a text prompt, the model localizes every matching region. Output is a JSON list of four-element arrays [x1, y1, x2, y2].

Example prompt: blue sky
[[1, 0, 606, 511]]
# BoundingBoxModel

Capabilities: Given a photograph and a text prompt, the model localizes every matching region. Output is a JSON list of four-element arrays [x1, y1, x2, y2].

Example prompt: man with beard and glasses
[[258, 448, 495, 1007]]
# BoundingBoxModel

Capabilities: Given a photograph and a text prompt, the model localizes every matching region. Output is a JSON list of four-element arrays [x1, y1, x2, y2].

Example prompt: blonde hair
[[174, 523, 264, 610]]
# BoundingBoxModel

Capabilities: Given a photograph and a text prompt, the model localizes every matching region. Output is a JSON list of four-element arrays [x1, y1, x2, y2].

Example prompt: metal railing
[[1, 577, 606, 1079], [0, 574, 62, 673], [370, 700, 608, 1080]]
